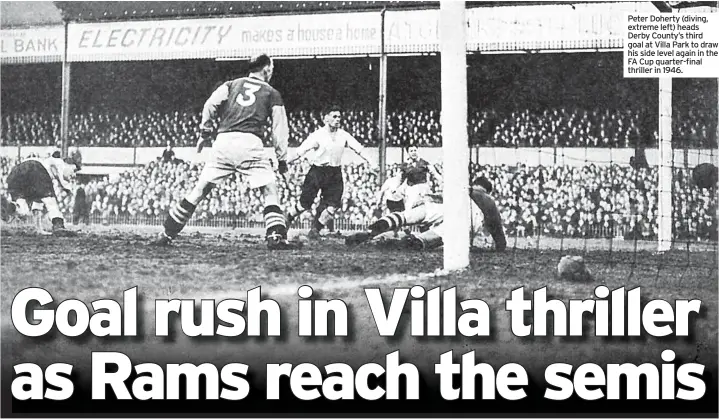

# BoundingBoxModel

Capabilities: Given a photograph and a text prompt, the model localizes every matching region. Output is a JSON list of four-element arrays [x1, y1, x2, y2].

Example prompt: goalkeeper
[[347, 176, 506, 251]]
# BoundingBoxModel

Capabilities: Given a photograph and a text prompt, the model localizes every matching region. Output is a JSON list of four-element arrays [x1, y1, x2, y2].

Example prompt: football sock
[[287, 202, 306, 218], [264, 205, 287, 239], [368, 213, 406, 236], [164, 199, 196, 238], [314, 206, 335, 232], [14, 199, 29, 217], [42, 197, 63, 221], [312, 203, 326, 231]]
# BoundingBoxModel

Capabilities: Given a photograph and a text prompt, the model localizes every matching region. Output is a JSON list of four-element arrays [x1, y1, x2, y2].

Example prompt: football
[[557, 255, 592, 282], [692, 163, 718, 190]]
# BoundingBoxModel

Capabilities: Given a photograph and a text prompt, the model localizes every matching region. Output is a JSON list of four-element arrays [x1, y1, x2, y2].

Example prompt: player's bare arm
[[347, 135, 376, 169], [375, 183, 389, 208], [51, 159, 74, 193], [287, 134, 318, 164], [428, 163, 443, 184], [377, 175, 401, 208]]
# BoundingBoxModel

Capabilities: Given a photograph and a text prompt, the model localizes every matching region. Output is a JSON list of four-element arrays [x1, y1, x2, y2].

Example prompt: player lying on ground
[[152, 54, 298, 250], [3, 155, 79, 236], [372, 174, 421, 238], [347, 177, 506, 251]]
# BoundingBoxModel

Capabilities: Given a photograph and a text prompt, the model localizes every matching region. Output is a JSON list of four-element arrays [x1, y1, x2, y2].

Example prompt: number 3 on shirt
[[236, 83, 261, 106]]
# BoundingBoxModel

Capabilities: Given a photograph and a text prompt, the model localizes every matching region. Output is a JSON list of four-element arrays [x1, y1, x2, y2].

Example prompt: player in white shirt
[[376, 174, 406, 213], [4, 155, 78, 236], [286, 105, 375, 238]]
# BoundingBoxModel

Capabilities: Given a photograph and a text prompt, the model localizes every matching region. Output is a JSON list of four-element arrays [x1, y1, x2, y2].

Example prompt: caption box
[[624, 13, 719, 78]]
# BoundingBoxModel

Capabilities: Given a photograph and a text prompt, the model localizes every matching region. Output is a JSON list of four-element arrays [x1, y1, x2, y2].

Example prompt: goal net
[[441, 1, 718, 273]]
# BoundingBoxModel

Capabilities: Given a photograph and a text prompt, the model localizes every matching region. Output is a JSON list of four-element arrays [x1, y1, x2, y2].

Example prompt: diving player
[[4, 155, 78, 236], [347, 176, 506, 251]]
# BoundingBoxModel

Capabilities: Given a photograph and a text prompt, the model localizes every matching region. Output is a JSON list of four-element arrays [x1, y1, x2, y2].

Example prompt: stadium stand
[[2, 156, 715, 241], [1, 13, 715, 243], [3, 107, 717, 148]]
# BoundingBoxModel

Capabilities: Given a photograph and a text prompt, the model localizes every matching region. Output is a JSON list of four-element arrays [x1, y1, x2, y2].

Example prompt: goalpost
[[657, 76, 673, 252], [440, 0, 471, 271], [657, 2, 718, 252], [436, 0, 716, 270]]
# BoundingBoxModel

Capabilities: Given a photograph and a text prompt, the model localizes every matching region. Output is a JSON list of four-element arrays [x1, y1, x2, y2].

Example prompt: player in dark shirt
[[153, 54, 296, 249], [400, 145, 442, 209]]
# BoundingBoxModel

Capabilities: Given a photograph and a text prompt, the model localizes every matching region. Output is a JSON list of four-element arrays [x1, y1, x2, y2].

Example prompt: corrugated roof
[[6, 1, 700, 27], [1, 1, 64, 28], [53, 1, 603, 22], [55, 1, 419, 21]]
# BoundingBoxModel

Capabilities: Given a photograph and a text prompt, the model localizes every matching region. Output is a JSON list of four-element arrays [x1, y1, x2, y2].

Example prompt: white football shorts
[[198, 132, 275, 189], [404, 183, 431, 209], [424, 199, 485, 239]]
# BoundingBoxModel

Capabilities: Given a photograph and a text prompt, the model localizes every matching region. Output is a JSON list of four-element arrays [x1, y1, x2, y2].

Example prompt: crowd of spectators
[[473, 162, 717, 241], [2, 155, 715, 241], [2, 107, 717, 148]]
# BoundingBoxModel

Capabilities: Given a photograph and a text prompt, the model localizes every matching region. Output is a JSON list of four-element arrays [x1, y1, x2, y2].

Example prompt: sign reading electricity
[[1, 2, 663, 63], [76, 26, 232, 49], [67, 14, 382, 61]]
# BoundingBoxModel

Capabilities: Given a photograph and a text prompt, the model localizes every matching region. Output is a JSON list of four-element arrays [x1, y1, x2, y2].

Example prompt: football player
[[376, 173, 406, 213], [4, 155, 78, 236], [152, 54, 297, 249], [400, 145, 442, 210], [346, 176, 506, 251], [285, 105, 375, 239]]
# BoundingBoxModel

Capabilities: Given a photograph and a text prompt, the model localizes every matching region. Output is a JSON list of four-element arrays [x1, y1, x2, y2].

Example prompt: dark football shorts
[[386, 199, 405, 213], [6, 161, 55, 202], [300, 165, 344, 209]]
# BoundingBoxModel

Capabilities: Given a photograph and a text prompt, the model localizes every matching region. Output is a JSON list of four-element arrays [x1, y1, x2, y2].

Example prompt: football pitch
[[1, 224, 718, 414]]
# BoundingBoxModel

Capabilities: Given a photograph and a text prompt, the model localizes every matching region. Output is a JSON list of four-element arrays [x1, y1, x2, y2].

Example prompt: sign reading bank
[[2, 2, 660, 64], [0, 26, 64, 63], [67, 13, 381, 61]]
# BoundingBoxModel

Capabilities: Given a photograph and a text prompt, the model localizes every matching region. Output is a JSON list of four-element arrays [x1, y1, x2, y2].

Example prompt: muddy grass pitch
[[1, 224, 717, 415]]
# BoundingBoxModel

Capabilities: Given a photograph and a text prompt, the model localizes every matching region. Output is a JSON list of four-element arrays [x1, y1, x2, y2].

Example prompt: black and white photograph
[[1, 1, 718, 417]]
